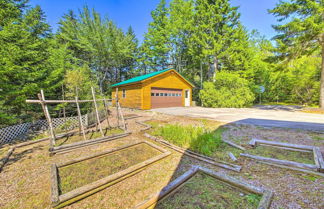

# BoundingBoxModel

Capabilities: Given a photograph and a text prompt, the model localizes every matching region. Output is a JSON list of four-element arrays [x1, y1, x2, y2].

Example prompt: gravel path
[[151, 107, 324, 133]]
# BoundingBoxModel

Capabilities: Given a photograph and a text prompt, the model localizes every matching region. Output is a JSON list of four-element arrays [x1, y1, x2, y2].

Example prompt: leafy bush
[[152, 123, 223, 156], [199, 71, 255, 107]]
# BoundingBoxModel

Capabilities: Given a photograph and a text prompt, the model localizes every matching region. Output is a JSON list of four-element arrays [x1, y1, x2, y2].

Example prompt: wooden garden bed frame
[[51, 140, 171, 207], [134, 165, 273, 209], [26, 87, 129, 154], [241, 138, 324, 173], [144, 133, 242, 172]]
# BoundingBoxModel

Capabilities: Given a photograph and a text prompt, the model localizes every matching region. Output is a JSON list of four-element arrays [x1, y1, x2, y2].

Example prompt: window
[[155, 93, 159, 96], [172, 93, 175, 96], [164, 93, 168, 96], [168, 93, 171, 96], [160, 93, 163, 96], [151, 93, 154, 96], [179, 93, 182, 96], [122, 89, 126, 98]]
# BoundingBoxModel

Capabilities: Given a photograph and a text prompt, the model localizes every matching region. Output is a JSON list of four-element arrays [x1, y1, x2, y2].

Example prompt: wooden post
[[103, 97, 111, 128], [75, 95, 86, 140], [62, 84, 66, 131], [39, 90, 56, 147], [115, 88, 119, 126], [117, 100, 126, 130], [91, 87, 104, 137]]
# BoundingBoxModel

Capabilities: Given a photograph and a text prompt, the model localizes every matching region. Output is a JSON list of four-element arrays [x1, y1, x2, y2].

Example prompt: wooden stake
[[75, 95, 86, 140], [103, 97, 111, 128], [39, 90, 56, 147], [115, 88, 120, 127], [117, 100, 126, 130], [91, 87, 104, 137], [62, 85, 66, 130]]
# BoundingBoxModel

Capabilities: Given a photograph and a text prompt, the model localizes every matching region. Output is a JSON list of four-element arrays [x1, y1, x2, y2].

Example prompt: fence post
[[75, 95, 86, 140], [91, 87, 104, 137], [39, 90, 56, 148]]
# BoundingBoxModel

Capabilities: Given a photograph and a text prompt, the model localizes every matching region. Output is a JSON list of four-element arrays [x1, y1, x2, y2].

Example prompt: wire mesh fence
[[0, 111, 108, 145]]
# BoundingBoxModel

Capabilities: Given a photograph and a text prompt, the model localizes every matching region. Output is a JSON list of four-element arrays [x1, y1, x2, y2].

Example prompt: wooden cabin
[[111, 69, 194, 109]]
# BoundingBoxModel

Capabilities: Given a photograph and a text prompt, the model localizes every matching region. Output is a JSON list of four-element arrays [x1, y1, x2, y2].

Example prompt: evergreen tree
[[0, 1, 51, 126], [142, 0, 171, 71], [189, 0, 241, 80], [269, 0, 324, 107]]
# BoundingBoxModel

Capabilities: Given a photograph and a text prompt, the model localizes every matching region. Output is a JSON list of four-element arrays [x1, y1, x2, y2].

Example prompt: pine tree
[[269, 0, 324, 108], [0, 2, 51, 126], [142, 0, 171, 71], [189, 0, 241, 80]]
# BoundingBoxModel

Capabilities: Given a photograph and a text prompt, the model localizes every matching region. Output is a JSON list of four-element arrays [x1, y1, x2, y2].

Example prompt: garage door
[[151, 87, 182, 108]]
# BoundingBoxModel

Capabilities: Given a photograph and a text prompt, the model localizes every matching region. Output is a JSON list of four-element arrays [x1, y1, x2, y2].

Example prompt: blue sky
[[29, 0, 279, 42]]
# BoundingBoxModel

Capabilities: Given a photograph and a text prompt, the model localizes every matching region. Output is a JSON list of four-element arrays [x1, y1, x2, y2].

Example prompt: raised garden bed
[[51, 141, 171, 207], [242, 138, 324, 173], [145, 120, 242, 162], [54, 127, 124, 147], [50, 128, 131, 154], [135, 166, 273, 209]]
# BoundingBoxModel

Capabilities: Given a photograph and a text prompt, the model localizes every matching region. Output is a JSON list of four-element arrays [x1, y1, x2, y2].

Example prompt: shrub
[[199, 71, 255, 108]]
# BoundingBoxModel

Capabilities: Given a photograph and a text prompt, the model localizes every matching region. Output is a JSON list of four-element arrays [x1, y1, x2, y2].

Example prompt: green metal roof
[[111, 68, 172, 87]]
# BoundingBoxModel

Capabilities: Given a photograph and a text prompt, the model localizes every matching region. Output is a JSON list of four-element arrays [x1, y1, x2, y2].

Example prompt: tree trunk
[[320, 36, 324, 109], [208, 56, 218, 81]]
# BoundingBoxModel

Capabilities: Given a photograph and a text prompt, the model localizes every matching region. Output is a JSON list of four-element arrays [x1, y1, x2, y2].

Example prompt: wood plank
[[91, 87, 104, 137], [258, 190, 273, 209], [51, 164, 59, 204], [39, 90, 56, 147], [228, 152, 237, 162], [136, 120, 152, 131], [240, 153, 318, 171], [253, 138, 314, 151], [143, 133, 241, 172], [57, 151, 171, 204], [223, 139, 246, 150], [57, 141, 144, 167], [144, 133, 241, 168], [51, 132, 131, 153], [313, 147, 324, 172], [261, 144, 313, 153], [255, 161, 324, 177], [26, 99, 110, 104], [248, 139, 256, 147], [197, 166, 265, 195], [134, 166, 199, 209], [51, 134, 131, 155], [75, 96, 86, 140], [0, 147, 15, 172]]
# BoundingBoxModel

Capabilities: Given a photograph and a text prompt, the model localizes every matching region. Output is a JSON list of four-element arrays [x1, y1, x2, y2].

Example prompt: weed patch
[[58, 143, 161, 194], [151, 123, 225, 157]]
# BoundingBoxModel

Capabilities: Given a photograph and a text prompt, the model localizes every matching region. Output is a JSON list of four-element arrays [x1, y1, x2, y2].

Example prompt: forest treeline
[[0, 0, 323, 126]]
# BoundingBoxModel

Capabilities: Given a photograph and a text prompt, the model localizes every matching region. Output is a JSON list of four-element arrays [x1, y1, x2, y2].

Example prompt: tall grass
[[152, 123, 224, 156]]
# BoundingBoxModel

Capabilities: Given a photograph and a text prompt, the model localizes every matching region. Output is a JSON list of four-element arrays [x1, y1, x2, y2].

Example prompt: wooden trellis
[[26, 87, 128, 154]]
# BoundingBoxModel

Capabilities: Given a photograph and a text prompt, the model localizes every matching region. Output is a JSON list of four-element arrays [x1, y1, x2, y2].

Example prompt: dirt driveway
[[151, 107, 324, 133]]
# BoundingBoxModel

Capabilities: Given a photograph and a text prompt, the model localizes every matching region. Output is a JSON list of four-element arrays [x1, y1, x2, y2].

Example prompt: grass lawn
[[55, 128, 124, 147], [156, 172, 261, 209], [58, 143, 161, 194], [246, 145, 315, 164], [146, 120, 241, 161]]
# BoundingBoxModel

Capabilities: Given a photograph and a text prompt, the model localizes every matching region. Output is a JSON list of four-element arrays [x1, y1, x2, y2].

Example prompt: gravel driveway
[[151, 107, 324, 133]]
